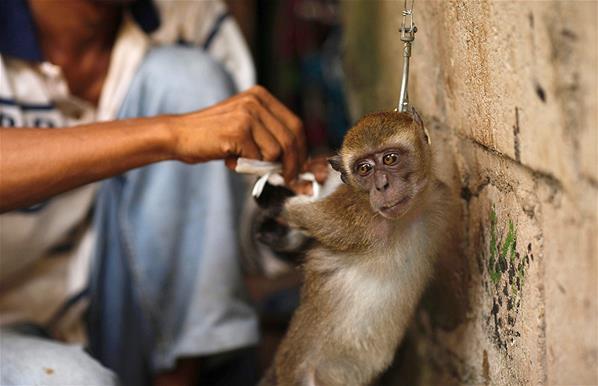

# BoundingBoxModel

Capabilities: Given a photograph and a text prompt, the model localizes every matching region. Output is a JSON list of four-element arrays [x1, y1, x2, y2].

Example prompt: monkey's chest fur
[[275, 218, 434, 386]]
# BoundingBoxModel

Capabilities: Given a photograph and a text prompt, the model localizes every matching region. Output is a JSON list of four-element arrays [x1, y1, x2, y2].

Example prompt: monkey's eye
[[383, 153, 399, 165], [356, 163, 373, 176]]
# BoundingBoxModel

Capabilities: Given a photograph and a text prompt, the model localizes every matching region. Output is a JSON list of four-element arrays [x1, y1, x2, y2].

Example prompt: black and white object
[[235, 158, 321, 202]]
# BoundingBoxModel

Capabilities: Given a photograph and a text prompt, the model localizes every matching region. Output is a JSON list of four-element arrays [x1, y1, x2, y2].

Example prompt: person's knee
[[136, 45, 236, 113]]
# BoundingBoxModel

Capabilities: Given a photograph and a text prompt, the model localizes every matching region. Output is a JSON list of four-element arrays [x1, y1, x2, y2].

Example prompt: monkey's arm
[[283, 185, 377, 252]]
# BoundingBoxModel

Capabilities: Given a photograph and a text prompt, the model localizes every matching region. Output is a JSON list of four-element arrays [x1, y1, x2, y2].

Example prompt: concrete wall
[[341, 1, 597, 384]]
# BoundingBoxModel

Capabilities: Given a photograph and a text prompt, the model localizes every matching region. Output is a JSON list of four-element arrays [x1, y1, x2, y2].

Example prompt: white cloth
[[235, 158, 322, 200]]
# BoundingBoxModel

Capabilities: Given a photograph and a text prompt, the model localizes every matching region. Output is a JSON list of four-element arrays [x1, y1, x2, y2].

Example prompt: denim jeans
[[0, 45, 258, 386], [87, 45, 259, 386]]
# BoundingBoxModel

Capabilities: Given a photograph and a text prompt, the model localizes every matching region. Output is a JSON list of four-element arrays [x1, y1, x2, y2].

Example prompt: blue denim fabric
[[87, 46, 258, 386]]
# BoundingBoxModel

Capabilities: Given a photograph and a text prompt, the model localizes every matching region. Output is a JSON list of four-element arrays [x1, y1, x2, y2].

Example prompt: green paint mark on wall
[[487, 208, 518, 285], [484, 206, 532, 352], [487, 207, 501, 283], [503, 220, 517, 263]]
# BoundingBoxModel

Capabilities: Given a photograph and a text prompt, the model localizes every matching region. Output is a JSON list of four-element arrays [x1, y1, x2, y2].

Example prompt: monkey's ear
[[410, 107, 431, 145], [410, 106, 423, 127], [328, 155, 343, 172], [328, 155, 349, 184]]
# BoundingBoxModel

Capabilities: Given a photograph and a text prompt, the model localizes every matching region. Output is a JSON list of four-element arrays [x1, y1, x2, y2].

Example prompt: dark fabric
[[0, 0, 43, 61], [129, 0, 161, 34]]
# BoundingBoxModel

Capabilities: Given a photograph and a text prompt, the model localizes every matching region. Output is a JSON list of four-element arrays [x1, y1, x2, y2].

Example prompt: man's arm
[[0, 86, 305, 213]]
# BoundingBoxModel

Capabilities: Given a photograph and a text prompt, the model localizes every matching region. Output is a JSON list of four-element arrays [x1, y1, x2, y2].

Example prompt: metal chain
[[397, 0, 417, 112]]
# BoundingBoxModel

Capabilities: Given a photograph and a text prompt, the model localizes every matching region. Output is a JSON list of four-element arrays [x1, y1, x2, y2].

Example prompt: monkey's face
[[350, 146, 427, 219], [332, 110, 432, 219]]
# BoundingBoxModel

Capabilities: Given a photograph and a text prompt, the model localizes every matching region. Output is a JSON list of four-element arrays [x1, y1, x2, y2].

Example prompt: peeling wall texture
[[342, 1, 597, 385]]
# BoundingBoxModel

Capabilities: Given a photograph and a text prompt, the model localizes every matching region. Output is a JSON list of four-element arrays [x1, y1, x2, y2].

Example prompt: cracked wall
[[342, 1, 597, 385]]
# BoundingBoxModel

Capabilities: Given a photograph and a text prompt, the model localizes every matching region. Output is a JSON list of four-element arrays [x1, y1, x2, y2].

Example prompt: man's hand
[[169, 85, 307, 184], [0, 85, 307, 212]]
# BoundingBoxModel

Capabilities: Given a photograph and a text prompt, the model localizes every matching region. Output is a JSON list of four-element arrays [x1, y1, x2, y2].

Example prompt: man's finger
[[247, 86, 307, 165], [250, 120, 282, 162], [224, 155, 238, 170], [281, 145, 300, 184], [288, 179, 313, 196], [303, 156, 330, 183], [249, 102, 302, 180], [234, 131, 261, 162]]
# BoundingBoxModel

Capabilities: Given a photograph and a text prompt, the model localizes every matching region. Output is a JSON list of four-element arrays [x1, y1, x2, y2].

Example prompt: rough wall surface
[[342, 1, 597, 385]]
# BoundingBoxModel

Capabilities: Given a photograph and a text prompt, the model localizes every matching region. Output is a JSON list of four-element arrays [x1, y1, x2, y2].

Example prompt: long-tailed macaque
[[261, 109, 456, 386]]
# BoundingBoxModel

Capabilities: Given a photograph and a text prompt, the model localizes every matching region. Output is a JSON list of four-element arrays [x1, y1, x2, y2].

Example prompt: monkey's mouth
[[380, 196, 410, 215]]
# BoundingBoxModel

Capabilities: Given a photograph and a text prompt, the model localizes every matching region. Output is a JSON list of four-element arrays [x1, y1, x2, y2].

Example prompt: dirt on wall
[[341, 1, 597, 385]]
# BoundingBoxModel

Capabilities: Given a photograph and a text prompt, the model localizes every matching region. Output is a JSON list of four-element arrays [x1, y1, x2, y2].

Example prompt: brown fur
[[341, 111, 431, 179], [261, 111, 456, 386]]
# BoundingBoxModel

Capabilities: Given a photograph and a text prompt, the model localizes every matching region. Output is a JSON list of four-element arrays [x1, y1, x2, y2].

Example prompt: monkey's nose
[[374, 173, 390, 191], [376, 182, 390, 191]]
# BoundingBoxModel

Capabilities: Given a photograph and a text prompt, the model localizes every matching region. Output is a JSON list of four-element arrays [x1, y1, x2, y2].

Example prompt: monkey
[[259, 109, 456, 386]]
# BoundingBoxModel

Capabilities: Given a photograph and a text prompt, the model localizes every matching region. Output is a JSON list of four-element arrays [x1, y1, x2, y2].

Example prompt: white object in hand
[[235, 158, 320, 200]]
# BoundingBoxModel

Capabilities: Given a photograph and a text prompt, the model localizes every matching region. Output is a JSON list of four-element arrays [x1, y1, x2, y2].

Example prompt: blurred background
[[227, 0, 349, 154]]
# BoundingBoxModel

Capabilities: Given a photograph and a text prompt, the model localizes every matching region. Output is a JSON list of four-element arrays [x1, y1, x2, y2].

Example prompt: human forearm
[[0, 86, 307, 213], [0, 116, 173, 212]]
